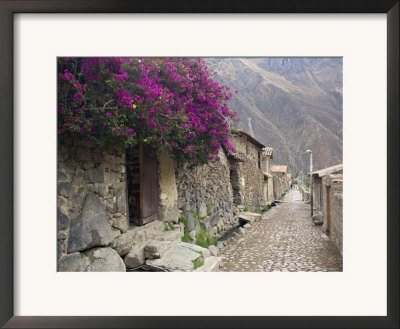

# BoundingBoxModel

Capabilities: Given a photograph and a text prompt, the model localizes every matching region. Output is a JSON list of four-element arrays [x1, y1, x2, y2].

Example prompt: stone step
[[143, 242, 217, 272], [178, 242, 210, 257], [158, 229, 183, 242], [145, 242, 203, 272], [238, 212, 262, 223], [194, 256, 222, 272], [111, 220, 171, 256]]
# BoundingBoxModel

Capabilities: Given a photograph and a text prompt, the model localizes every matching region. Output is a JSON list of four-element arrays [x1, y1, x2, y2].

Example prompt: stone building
[[57, 139, 184, 272], [262, 147, 274, 203], [228, 130, 268, 210], [57, 130, 274, 272], [321, 173, 343, 256], [270, 165, 290, 199], [311, 164, 343, 212]]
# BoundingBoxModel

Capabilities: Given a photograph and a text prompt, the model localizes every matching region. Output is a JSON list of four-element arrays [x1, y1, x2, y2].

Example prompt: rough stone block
[[186, 212, 196, 232], [58, 182, 73, 198], [77, 147, 92, 162], [57, 240, 65, 259], [198, 201, 207, 218], [57, 171, 69, 183], [210, 212, 220, 226], [84, 166, 104, 183], [84, 247, 126, 272], [143, 241, 171, 259], [124, 246, 145, 269], [58, 252, 89, 272], [312, 212, 323, 225], [111, 215, 128, 233], [208, 245, 219, 256], [67, 193, 114, 253], [57, 207, 70, 231]]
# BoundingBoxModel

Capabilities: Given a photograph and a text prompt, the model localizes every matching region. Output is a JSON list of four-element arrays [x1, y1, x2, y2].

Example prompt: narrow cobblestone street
[[219, 189, 343, 272]]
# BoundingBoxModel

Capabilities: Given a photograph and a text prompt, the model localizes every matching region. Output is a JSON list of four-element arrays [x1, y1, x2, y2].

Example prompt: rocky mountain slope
[[213, 58, 343, 174]]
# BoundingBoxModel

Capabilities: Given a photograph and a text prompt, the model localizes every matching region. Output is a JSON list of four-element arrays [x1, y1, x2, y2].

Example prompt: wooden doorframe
[[138, 143, 159, 226]]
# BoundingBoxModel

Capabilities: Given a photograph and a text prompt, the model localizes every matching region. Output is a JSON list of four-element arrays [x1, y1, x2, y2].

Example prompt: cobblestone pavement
[[219, 190, 343, 272]]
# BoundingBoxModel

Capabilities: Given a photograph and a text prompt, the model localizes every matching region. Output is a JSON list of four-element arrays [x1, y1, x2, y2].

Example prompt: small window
[[258, 152, 261, 169]]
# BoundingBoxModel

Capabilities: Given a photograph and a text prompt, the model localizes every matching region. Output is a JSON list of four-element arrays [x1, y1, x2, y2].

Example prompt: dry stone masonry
[[57, 131, 297, 272]]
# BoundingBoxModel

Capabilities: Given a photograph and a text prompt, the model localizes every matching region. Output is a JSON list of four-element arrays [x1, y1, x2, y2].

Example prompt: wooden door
[[327, 186, 332, 237], [138, 144, 159, 225]]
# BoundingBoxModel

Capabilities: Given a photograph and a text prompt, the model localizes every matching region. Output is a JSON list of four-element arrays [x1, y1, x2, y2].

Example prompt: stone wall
[[230, 134, 266, 210], [57, 139, 128, 271], [267, 176, 274, 202], [273, 176, 282, 200], [57, 134, 276, 271], [321, 175, 343, 256], [331, 182, 343, 256], [57, 139, 183, 272], [175, 149, 239, 238]]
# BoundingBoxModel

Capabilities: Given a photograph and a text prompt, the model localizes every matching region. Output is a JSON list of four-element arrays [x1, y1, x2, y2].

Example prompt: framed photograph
[[1, 1, 398, 328]]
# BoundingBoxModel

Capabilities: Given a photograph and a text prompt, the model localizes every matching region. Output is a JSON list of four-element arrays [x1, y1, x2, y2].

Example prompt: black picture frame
[[0, 1, 398, 328]]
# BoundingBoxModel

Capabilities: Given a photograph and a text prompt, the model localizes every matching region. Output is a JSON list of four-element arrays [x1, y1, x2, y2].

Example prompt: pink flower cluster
[[57, 57, 239, 164]]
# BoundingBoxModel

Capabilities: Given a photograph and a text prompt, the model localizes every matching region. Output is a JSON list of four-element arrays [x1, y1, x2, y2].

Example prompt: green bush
[[243, 206, 250, 212], [181, 232, 192, 243], [167, 222, 175, 230], [195, 226, 217, 248], [192, 257, 204, 269]]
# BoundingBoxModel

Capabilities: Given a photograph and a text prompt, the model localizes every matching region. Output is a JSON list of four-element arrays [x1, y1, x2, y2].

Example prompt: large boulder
[[58, 252, 89, 272], [84, 247, 126, 272], [67, 193, 114, 253]]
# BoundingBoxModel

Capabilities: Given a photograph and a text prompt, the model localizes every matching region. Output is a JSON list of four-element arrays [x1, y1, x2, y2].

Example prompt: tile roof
[[270, 165, 287, 173]]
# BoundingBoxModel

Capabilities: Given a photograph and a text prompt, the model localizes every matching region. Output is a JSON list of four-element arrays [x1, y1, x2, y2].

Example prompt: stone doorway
[[126, 144, 159, 226], [229, 160, 242, 205]]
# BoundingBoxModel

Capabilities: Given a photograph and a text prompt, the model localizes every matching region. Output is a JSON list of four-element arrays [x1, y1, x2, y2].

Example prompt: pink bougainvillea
[[57, 57, 239, 164]]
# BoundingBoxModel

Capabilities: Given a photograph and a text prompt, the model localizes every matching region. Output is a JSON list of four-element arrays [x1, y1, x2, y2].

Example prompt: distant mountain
[[213, 58, 343, 174]]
